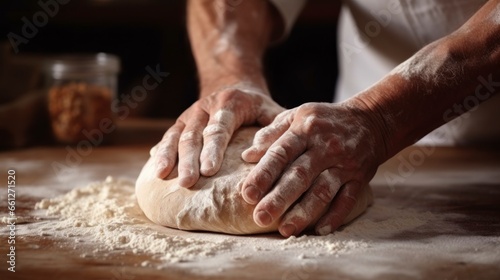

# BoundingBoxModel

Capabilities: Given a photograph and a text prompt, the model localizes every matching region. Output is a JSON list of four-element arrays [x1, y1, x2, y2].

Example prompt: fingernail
[[317, 225, 332, 236], [179, 169, 196, 188], [280, 224, 297, 237], [179, 177, 194, 188], [242, 147, 259, 162], [243, 186, 261, 204], [256, 210, 273, 226], [242, 147, 254, 156], [200, 160, 215, 175]]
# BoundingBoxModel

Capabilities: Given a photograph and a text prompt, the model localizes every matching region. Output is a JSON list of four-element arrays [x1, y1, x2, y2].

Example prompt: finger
[[242, 110, 294, 163], [314, 181, 363, 235], [241, 129, 306, 205], [153, 123, 184, 179], [278, 169, 342, 237], [252, 150, 330, 228], [199, 108, 238, 176], [177, 112, 209, 188], [150, 144, 158, 157]]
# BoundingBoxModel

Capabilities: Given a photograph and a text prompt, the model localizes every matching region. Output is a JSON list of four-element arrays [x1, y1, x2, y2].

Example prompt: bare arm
[[355, 0, 500, 161], [153, 0, 285, 187], [241, 0, 500, 237], [187, 0, 281, 97]]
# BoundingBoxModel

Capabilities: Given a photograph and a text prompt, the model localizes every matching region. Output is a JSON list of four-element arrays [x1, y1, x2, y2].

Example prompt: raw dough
[[135, 127, 373, 235]]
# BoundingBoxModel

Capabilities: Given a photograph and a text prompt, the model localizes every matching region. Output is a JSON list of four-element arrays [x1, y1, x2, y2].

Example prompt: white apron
[[335, 0, 500, 146]]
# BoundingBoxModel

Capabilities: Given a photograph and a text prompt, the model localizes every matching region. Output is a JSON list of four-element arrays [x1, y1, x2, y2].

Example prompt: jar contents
[[48, 82, 113, 144], [43, 53, 120, 144]]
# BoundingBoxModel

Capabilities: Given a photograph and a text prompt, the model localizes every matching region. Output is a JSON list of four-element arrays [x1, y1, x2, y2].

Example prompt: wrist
[[200, 69, 270, 97], [343, 96, 395, 163], [200, 77, 270, 98]]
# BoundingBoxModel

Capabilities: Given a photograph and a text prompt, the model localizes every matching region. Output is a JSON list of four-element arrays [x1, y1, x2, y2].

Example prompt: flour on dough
[[135, 127, 372, 235]]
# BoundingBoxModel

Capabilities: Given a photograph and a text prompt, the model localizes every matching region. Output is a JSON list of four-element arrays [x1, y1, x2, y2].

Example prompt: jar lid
[[43, 53, 120, 78]]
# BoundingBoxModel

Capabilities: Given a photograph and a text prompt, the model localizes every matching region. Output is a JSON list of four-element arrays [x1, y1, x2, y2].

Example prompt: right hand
[[151, 84, 284, 188]]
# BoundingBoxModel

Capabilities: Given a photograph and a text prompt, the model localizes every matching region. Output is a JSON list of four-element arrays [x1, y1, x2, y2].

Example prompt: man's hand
[[240, 101, 387, 237], [154, 0, 284, 187], [151, 84, 284, 188]]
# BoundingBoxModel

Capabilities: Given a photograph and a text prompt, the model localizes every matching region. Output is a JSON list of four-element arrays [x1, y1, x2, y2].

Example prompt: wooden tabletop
[[1, 119, 499, 280]]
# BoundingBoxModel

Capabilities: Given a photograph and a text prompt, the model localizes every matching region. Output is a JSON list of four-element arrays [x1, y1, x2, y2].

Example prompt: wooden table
[[1, 119, 499, 280]]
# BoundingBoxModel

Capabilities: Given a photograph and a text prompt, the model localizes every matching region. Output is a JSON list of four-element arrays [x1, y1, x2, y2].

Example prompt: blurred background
[[0, 0, 340, 149]]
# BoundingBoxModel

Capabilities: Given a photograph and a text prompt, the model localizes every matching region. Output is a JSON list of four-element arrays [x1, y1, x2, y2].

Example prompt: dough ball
[[135, 127, 373, 235]]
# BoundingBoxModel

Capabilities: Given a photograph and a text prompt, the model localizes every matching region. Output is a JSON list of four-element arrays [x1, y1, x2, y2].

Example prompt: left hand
[[240, 101, 387, 237]]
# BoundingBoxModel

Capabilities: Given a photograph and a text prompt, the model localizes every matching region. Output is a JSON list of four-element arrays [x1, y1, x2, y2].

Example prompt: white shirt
[[270, 0, 500, 146]]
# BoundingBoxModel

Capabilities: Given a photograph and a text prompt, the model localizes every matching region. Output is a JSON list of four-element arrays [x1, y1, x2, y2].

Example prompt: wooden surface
[[1, 119, 500, 280]]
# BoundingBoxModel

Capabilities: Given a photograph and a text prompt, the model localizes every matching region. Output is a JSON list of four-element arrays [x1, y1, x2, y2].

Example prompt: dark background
[[0, 0, 340, 118]]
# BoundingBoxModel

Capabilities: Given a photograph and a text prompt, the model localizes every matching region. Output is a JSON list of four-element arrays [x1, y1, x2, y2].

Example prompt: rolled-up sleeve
[[268, 0, 307, 40]]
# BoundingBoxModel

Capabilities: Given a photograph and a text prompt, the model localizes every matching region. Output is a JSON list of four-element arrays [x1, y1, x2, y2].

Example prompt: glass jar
[[43, 53, 120, 144]]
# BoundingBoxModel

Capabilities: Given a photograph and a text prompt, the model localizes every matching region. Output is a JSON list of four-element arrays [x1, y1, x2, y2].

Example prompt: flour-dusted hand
[[152, 84, 284, 188], [150, 0, 284, 187], [241, 100, 389, 236]]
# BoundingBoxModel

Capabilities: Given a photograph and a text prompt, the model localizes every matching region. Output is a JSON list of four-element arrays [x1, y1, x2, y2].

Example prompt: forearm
[[187, 0, 279, 97], [352, 0, 500, 161]]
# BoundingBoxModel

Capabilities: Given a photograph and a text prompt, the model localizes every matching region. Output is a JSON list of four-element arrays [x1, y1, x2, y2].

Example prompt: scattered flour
[[30, 177, 387, 265], [281, 235, 369, 257], [5, 176, 495, 277], [34, 176, 234, 263]]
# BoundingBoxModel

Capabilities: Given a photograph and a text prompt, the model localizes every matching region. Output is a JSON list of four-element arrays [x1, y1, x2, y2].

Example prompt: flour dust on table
[[11, 175, 497, 278]]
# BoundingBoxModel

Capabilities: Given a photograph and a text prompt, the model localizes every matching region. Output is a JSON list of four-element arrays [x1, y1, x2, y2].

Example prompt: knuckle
[[254, 127, 268, 138], [163, 131, 180, 144], [191, 101, 203, 111], [289, 165, 311, 185], [275, 109, 290, 121], [298, 103, 320, 117], [219, 89, 236, 100], [322, 169, 341, 184], [323, 136, 345, 156], [302, 115, 330, 135], [311, 183, 335, 205], [284, 204, 308, 224], [267, 145, 289, 165], [257, 166, 275, 185], [310, 171, 341, 205], [212, 109, 236, 127], [202, 124, 228, 138], [179, 130, 201, 144], [269, 192, 288, 211], [296, 104, 331, 134], [218, 88, 246, 102], [254, 127, 273, 144]]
